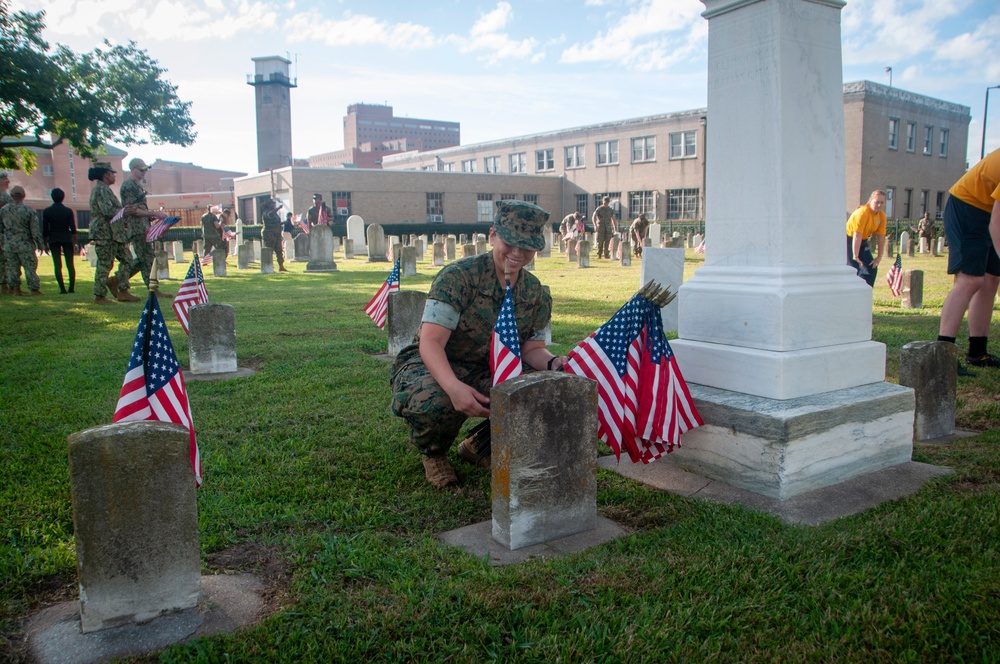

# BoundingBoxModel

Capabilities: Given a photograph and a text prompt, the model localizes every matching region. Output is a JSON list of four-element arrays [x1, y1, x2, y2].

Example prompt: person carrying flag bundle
[[88, 164, 140, 305], [261, 198, 288, 272], [390, 200, 567, 489], [120, 158, 172, 297]]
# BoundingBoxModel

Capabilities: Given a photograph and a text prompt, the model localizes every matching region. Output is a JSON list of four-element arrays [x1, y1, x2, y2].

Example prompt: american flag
[[694, 239, 706, 254], [364, 259, 400, 329], [294, 213, 309, 235], [886, 254, 903, 297], [113, 293, 202, 486], [201, 253, 213, 266], [318, 205, 329, 226], [146, 216, 181, 242], [490, 281, 522, 386], [563, 293, 703, 463], [173, 256, 209, 335]]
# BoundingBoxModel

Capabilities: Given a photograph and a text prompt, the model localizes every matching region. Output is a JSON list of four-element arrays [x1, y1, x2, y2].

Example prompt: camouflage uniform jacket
[[630, 217, 649, 241], [262, 208, 282, 243], [0, 201, 43, 252], [201, 212, 221, 241], [0, 190, 12, 249], [88, 180, 122, 245], [395, 251, 552, 375], [594, 204, 616, 228], [120, 178, 151, 238]]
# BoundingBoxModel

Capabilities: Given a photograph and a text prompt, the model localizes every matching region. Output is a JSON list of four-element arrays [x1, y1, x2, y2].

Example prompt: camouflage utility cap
[[493, 200, 549, 251]]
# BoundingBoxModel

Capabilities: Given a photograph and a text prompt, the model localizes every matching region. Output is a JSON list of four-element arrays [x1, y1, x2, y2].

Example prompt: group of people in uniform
[[557, 198, 652, 261], [0, 172, 44, 295]]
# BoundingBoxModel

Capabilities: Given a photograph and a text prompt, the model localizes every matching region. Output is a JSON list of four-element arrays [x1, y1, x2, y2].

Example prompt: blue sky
[[15, 0, 1000, 174]]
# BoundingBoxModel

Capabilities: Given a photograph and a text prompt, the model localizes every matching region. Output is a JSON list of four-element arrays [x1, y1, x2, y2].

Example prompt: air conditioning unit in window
[[428, 214, 444, 223], [337, 207, 349, 216]]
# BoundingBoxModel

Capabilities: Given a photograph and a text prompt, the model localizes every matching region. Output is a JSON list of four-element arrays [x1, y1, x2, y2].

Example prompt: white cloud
[[282, 10, 436, 49], [559, 0, 704, 70], [841, 0, 965, 66], [446, 2, 540, 65]]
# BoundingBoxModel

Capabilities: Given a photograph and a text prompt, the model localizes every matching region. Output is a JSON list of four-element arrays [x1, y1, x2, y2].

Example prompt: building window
[[596, 140, 619, 166], [888, 118, 899, 150], [462, 159, 476, 173], [509, 152, 527, 174], [669, 131, 697, 159], [936, 191, 945, 219], [903, 188, 912, 218], [631, 136, 656, 163], [576, 194, 588, 218], [939, 128, 949, 157], [426, 192, 443, 221], [535, 148, 554, 172], [443, 162, 454, 172], [522, 194, 538, 205], [484, 156, 500, 173], [565, 144, 585, 169], [906, 122, 916, 152], [332, 191, 351, 219], [500, 193, 517, 201], [42, 165, 54, 176], [477, 193, 493, 222], [885, 187, 894, 218], [592, 192, 621, 216], [628, 191, 656, 220], [919, 190, 928, 215], [923, 126, 933, 155], [666, 188, 700, 220]]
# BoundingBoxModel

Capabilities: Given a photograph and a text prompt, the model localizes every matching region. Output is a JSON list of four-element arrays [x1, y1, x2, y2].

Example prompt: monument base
[[664, 382, 914, 501], [304, 261, 338, 272]]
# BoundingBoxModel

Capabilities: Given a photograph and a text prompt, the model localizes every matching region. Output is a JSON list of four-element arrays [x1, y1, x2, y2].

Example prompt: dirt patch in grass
[[206, 542, 294, 621]]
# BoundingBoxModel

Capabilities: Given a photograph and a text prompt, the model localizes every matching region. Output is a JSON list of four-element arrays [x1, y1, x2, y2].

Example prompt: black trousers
[[49, 242, 76, 292]]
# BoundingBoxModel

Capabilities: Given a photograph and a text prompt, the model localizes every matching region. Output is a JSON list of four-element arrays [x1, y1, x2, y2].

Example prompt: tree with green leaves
[[0, 0, 196, 172]]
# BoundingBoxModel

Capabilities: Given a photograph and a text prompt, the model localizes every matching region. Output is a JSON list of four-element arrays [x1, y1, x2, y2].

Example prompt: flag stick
[[148, 256, 159, 293]]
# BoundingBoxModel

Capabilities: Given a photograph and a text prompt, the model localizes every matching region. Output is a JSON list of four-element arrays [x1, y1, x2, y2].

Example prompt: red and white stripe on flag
[[886, 254, 903, 297], [490, 282, 523, 386], [113, 294, 202, 486], [365, 259, 400, 329], [172, 257, 209, 335], [563, 294, 703, 463]]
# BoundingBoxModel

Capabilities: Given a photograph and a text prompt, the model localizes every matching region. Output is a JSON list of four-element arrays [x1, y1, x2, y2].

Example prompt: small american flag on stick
[[173, 256, 209, 334], [113, 292, 202, 486], [490, 281, 522, 386], [146, 216, 181, 242], [563, 281, 703, 463], [364, 259, 400, 329], [885, 254, 903, 297]]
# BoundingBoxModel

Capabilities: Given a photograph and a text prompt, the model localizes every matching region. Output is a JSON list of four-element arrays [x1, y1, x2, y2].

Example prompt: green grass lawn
[[1, 246, 998, 662]]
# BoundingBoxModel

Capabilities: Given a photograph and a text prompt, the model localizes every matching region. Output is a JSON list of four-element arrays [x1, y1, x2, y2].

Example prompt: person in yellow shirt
[[846, 190, 887, 287], [938, 148, 1000, 370]]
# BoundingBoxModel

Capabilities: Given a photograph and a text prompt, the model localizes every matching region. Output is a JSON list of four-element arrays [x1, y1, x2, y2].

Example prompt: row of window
[[454, 131, 699, 174], [884, 187, 948, 219], [887, 118, 949, 156], [357, 120, 458, 132]]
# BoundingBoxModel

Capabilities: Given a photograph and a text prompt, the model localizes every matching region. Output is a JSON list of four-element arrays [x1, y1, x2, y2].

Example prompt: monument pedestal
[[664, 382, 914, 500]]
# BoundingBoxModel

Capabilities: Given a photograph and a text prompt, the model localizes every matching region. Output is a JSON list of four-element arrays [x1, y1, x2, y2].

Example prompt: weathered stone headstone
[[433, 241, 444, 266], [648, 223, 661, 247], [567, 238, 578, 262], [918, 237, 928, 254], [930, 237, 938, 257], [212, 248, 227, 277], [887, 236, 894, 258], [491, 373, 598, 550], [446, 236, 456, 261], [459, 233, 468, 245], [251, 240, 261, 262], [401, 246, 418, 277], [687, 232, 695, 248], [68, 421, 200, 633], [172, 241, 184, 263], [693, 233, 703, 248], [237, 243, 251, 269], [908, 236, 916, 257], [344, 237, 355, 259], [235, 218, 243, 247], [901, 269, 923, 309], [462, 243, 476, 258], [191, 239, 204, 259], [387, 291, 427, 357], [388, 242, 400, 264], [620, 240, 632, 266], [156, 250, 170, 280], [347, 215, 366, 253], [936, 237, 945, 254], [86, 243, 98, 267], [260, 247, 275, 274], [331, 236, 340, 255], [366, 223, 388, 262], [188, 302, 237, 374], [475, 239, 487, 255], [293, 233, 310, 262], [899, 341, 956, 441], [609, 236, 620, 260], [307, 224, 338, 272], [577, 240, 591, 268], [640, 248, 684, 332], [899, 231, 910, 256], [539, 226, 552, 258]]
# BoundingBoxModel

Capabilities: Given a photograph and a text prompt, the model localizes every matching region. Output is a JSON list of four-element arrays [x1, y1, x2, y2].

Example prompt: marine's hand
[[447, 383, 491, 418]]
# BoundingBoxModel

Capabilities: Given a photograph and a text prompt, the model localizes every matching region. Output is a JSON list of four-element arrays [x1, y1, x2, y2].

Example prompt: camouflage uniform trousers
[[263, 232, 284, 266], [596, 224, 614, 259], [92, 241, 134, 298], [6, 245, 40, 291], [0, 244, 7, 289], [390, 348, 492, 457], [129, 237, 155, 287]]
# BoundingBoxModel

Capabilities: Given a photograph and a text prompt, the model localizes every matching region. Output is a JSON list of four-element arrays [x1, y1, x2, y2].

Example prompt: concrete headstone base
[[664, 381, 915, 501]]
